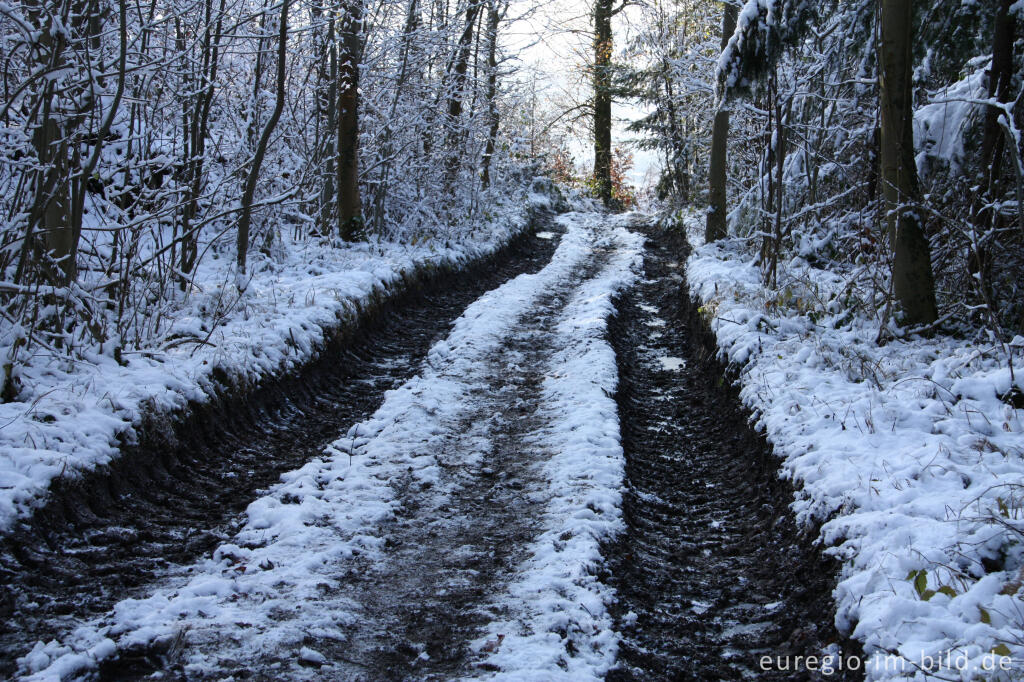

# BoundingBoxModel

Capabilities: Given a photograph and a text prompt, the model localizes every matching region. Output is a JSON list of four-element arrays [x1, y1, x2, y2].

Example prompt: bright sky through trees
[[504, 0, 661, 188]]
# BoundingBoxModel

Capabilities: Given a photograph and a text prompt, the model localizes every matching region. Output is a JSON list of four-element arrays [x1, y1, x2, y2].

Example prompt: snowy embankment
[[17, 212, 642, 681], [686, 220, 1024, 679], [0, 188, 556, 534]]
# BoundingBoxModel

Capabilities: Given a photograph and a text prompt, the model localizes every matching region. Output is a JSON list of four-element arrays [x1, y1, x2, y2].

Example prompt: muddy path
[[271, 248, 616, 682], [603, 224, 860, 681], [95, 229, 621, 681], [0, 218, 564, 676]]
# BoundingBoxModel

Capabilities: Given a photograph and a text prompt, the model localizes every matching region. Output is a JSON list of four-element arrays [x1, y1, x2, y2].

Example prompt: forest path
[[306, 235, 618, 680], [0, 217, 563, 678], [11, 213, 644, 681], [9, 215, 854, 682], [603, 224, 858, 680]]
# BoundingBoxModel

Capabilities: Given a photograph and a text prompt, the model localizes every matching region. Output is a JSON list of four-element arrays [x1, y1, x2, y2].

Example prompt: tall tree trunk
[[374, 0, 419, 231], [480, 0, 502, 189], [593, 0, 613, 206], [181, 0, 225, 282], [879, 0, 937, 325], [967, 0, 1016, 314], [444, 0, 483, 189], [973, 0, 1016, 233], [706, 0, 737, 242], [237, 0, 288, 274], [321, 13, 338, 234], [22, 0, 74, 284], [337, 0, 363, 241]]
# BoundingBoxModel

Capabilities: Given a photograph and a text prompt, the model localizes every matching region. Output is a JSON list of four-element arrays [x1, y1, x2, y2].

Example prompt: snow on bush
[[687, 219, 1024, 680]]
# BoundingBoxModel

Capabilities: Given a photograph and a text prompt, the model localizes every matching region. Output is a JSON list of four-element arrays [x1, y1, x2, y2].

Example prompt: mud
[[0, 215, 861, 681], [603, 223, 861, 681], [101, 236, 615, 681], [0, 214, 562, 677]]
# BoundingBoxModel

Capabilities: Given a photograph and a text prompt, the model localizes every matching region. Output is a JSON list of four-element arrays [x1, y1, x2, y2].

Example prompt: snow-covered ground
[[686, 216, 1024, 680], [0, 187, 562, 534], [16, 211, 643, 680]]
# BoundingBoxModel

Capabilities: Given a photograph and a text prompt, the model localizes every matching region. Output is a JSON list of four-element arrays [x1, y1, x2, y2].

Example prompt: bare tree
[[879, 0, 937, 325], [237, 0, 289, 274], [337, 0, 364, 240], [706, 0, 737, 243]]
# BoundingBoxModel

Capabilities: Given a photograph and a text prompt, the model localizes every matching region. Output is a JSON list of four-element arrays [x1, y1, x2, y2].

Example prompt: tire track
[[0, 218, 564, 678], [318, 250, 613, 681], [604, 226, 860, 681]]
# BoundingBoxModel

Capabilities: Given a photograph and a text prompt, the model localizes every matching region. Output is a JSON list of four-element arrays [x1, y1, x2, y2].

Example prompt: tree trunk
[[23, 0, 74, 284], [879, 0, 937, 326], [706, 1, 737, 242], [480, 0, 502, 189], [374, 0, 419, 231], [337, 0, 363, 241], [444, 0, 483, 189], [974, 0, 1015, 232], [593, 0, 613, 206], [321, 14, 338, 234], [181, 0, 225, 281], [237, 0, 288, 274]]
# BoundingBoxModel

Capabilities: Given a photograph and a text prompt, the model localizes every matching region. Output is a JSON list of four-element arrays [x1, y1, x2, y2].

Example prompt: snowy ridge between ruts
[[16, 211, 641, 681], [686, 221, 1024, 680], [0, 190, 553, 534], [468, 213, 643, 680]]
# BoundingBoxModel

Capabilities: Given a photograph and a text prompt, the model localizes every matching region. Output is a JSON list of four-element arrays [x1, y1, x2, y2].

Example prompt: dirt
[[0, 215, 562, 678], [307, 247, 614, 682], [602, 223, 862, 681], [1, 215, 860, 681], [101, 232, 617, 681]]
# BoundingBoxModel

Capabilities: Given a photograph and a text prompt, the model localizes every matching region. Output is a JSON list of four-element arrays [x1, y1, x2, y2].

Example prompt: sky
[[503, 0, 662, 190]]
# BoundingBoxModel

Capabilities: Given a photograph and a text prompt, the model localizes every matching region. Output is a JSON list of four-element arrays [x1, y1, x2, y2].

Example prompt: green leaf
[[979, 607, 991, 624], [906, 569, 918, 581], [991, 643, 1011, 657], [921, 589, 936, 601], [937, 585, 957, 598], [914, 570, 928, 596]]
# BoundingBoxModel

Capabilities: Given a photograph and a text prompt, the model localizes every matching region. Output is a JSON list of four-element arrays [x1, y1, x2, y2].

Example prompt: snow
[[686, 216, 1024, 680], [0, 188, 551, 533], [15, 211, 644, 681], [914, 66, 988, 179], [470, 213, 643, 679]]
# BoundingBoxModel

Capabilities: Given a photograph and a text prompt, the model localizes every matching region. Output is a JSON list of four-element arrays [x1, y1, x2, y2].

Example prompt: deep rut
[[0, 219, 563, 676], [603, 225, 859, 680]]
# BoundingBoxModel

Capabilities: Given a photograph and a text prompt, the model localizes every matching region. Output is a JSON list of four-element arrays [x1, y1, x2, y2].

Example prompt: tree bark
[[879, 0, 937, 325], [337, 0, 363, 240], [706, 1, 737, 242], [237, 0, 288, 274], [180, 0, 225, 281], [444, 0, 483, 189], [593, 0, 613, 206], [974, 0, 1015, 231], [480, 0, 502, 189]]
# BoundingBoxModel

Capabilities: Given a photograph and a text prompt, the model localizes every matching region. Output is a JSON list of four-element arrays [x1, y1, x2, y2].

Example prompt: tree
[[237, 0, 289, 275], [878, 0, 937, 325], [480, 0, 505, 189], [444, 0, 484, 191], [593, 0, 614, 206], [706, 1, 737, 242], [337, 0, 364, 240]]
